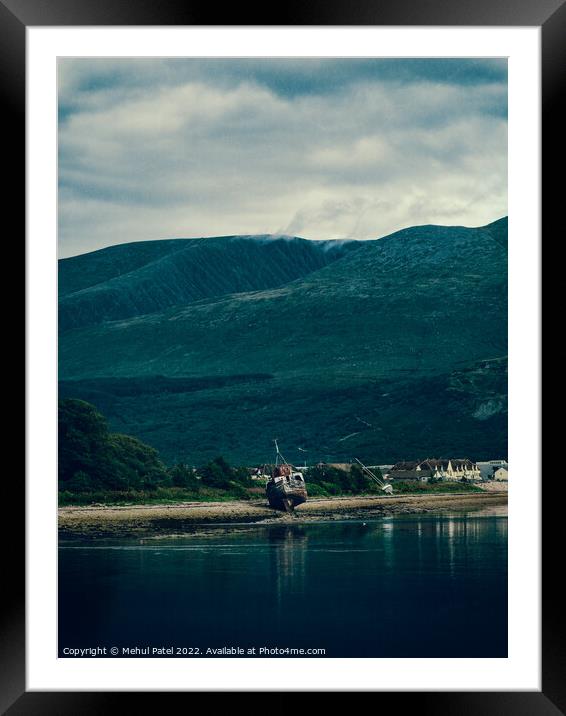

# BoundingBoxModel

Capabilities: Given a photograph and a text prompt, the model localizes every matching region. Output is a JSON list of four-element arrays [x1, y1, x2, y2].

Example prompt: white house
[[477, 460, 508, 481], [492, 466, 508, 481], [389, 458, 481, 482]]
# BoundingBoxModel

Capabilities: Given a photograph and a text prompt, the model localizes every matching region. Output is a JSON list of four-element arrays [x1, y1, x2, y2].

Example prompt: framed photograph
[[11, 0, 556, 709]]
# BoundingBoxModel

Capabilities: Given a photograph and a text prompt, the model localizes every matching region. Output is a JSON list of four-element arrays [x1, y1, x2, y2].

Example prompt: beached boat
[[265, 441, 307, 512]]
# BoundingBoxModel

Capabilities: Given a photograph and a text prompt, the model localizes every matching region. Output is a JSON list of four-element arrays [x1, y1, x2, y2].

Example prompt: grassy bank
[[385, 481, 484, 494], [58, 485, 257, 506], [58, 480, 484, 506]]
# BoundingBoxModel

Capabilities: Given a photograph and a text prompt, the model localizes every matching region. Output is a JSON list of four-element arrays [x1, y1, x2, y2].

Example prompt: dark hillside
[[59, 218, 507, 464], [59, 236, 359, 331]]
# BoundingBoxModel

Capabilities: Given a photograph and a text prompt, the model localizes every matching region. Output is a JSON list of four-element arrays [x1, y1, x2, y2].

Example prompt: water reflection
[[368, 514, 508, 582], [381, 520, 395, 571], [268, 526, 308, 614], [59, 514, 508, 658]]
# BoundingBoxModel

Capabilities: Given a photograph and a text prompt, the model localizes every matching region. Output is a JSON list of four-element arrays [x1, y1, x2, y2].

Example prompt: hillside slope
[[59, 218, 508, 464], [59, 236, 359, 331]]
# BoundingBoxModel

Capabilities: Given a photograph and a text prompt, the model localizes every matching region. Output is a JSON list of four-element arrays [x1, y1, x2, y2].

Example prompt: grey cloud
[[58, 59, 507, 257]]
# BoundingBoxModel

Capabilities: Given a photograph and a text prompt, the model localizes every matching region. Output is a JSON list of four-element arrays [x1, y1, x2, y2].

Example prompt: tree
[[349, 464, 383, 493], [58, 399, 110, 488], [65, 471, 95, 493], [58, 399, 169, 492], [107, 433, 169, 490], [306, 464, 359, 493], [199, 456, 234, 489], [169, 464, 198, 489], [349, 465, 367, 493]]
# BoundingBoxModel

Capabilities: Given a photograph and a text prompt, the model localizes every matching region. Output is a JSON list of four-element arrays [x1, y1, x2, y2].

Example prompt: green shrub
[[305, 483, 328, 497], [168, 463, 199, 489], [390, 480, 482, 494]]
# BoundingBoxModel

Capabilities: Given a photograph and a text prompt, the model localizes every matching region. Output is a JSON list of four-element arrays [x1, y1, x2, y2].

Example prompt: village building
[[477, 459, 508, 481], [388, 458, 481, 482], [492, 465, 508, 481]]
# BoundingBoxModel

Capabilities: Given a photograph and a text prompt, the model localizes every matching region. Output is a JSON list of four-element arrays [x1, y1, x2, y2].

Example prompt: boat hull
[[266, 481, 307, 511]]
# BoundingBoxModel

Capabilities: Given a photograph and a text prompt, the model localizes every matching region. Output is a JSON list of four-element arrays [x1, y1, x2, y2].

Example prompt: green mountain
[[59, 218, 508, 465], [59, 235, 359, 331]]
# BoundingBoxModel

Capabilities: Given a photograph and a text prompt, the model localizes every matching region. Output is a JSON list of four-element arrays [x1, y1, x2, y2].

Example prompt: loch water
[[59, 512, 507, 658]]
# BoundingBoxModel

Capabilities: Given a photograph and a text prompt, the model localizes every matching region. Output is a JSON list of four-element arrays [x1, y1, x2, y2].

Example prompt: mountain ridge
[[59, 217, 508, 464], [59, 235, 361, 332]]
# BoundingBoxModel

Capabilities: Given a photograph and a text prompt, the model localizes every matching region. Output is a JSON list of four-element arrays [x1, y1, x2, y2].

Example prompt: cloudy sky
[[58, 58, 507, 258]]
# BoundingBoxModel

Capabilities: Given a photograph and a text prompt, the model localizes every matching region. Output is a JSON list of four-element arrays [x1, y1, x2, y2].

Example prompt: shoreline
[[59, 491, 508, 540]]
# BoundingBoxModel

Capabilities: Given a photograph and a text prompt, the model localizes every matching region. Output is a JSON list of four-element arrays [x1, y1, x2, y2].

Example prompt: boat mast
[[274, 439, 288, 467]]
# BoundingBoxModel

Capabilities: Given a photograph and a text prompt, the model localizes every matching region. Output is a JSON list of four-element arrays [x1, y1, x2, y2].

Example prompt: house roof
[[391, 461, 420, 471]]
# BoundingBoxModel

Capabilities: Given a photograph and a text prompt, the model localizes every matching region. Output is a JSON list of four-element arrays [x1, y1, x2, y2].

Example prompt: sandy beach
[[59, 490, 508, 539]]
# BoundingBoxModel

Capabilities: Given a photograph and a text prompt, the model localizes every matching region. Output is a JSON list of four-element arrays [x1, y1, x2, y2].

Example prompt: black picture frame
[[9, 0, 556, 710]]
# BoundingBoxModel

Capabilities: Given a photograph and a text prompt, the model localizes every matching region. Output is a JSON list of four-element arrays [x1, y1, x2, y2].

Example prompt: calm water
[[59, 512, 507, 658]]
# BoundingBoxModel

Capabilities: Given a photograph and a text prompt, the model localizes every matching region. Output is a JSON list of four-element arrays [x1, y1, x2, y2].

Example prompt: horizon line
[[59, 215, 508, 261]]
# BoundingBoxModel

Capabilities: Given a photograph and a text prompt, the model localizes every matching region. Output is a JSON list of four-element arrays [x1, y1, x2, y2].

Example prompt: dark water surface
[[59, 512, 507, 658]]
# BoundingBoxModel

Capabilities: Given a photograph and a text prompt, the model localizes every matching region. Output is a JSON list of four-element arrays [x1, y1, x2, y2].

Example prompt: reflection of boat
[[265, 441, 307, 512], [268, 526, 308, 611]]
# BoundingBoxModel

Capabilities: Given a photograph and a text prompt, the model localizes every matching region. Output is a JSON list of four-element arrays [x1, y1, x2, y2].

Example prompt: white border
[[27, 27, 540, 692]]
